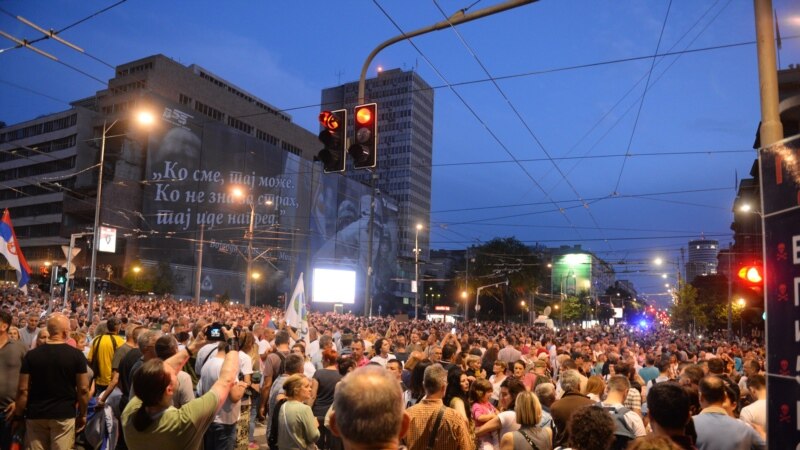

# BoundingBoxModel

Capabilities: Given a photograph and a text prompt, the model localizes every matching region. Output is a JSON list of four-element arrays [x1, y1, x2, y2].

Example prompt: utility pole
[[194, 224, 204, 304], [354, 0, 537, 318]]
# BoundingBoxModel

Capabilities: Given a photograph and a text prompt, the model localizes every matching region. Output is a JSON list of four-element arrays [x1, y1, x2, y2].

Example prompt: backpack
[[596, 404, 636, 450], [268, 398, 287, 450], [273, 351, 287, 378]]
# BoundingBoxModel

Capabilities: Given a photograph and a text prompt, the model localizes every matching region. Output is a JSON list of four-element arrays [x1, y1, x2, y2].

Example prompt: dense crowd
[[0, 286, 768, 450]]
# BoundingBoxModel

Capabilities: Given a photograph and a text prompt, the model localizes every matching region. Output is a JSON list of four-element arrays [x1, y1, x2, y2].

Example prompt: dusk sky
[[2, 0, 799, 306]]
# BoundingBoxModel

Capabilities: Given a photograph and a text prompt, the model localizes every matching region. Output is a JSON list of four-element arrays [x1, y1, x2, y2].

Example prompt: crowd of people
[[0, 285, 769, 450]]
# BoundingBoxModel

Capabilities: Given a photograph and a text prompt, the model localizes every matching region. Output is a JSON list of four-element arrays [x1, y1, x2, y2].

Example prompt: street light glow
[[231, 187, 245, 198], [135, 110, 156, 126], [654, 257, 663, 266], [738, 298, 745, 307], [739, 203, 752, 212], [416, 223, 423, 231], [133, 266, 141, 273], [252, 272, 261, 280]]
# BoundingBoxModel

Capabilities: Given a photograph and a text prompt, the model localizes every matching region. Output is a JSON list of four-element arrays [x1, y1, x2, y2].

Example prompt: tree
[[151, 261, 177, 294], [670, 282, 708, 331], [461, 237, 542, 320]]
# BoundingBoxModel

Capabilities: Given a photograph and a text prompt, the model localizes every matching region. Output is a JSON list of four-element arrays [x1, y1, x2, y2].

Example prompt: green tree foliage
[[151, 261, 177, 294], [670, 282, 708, 330], [463, 237, 542, 319]]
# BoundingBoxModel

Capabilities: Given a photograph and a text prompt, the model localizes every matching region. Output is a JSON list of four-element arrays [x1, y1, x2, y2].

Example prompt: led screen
[[313, 268, 356, 304]]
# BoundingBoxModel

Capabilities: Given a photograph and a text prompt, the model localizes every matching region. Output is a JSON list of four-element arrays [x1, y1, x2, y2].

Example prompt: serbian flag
[[0, 210, 31, 293]]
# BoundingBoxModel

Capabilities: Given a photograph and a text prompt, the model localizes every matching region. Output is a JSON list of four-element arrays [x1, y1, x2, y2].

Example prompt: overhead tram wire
[[431, 183, 733, 214], [539, 0, 733, 190], [371, 0, 587, 244], [230, 35, 798, 123], [612, 0, 673, 195], [433, 0, 613, 252]]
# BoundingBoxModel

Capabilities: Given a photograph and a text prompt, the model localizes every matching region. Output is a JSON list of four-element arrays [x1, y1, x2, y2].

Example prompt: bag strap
[[283, 401, 309, 449], [516, 428, 541, 450], [426, 405, 446, 450]]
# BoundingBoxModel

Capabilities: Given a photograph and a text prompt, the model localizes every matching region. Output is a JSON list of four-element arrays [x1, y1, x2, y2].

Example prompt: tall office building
[[321, 69, 434, 301], [685, 239, 719, 283]]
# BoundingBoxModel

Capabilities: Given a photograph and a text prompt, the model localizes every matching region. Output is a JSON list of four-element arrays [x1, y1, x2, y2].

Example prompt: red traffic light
[[318, 111, 340, 131], [738, 266, 763, 283], [355, 106, 373, 125]]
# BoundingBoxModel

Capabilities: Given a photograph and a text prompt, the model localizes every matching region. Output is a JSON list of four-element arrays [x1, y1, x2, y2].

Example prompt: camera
[[206, 322, 225, 341]]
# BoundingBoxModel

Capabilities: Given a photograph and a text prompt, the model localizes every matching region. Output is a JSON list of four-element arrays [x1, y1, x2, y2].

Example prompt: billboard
[[138, 100, 398, 307]]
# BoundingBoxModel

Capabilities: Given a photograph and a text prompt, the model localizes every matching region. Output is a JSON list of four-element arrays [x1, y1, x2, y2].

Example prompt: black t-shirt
[[20, 343, 87, 419], [311, 368, 342, 417], [118, 347, 143, 401]]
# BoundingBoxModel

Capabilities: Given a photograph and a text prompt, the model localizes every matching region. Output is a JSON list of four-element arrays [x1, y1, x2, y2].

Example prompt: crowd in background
[[0, 286, 768, 450]]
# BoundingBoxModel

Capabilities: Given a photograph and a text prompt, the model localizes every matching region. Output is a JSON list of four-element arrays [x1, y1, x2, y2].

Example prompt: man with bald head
[[13, 313, 90, 450], [330, 365, 410, 450]]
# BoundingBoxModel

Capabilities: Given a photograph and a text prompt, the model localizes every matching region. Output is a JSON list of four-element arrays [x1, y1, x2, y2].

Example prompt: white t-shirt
[[370, 354, 396, 368], [197, 351, 252, 425], [498, 410, 520, 436], [739, 399, 766, 429]]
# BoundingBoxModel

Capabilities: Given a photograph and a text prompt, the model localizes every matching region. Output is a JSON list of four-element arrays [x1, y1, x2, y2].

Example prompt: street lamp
[[132, 266, 141, 290], [87, 111, 155, 323], [737, 297, 746, 337], [414, 223, 423, 320], [252, 272, 261, 305], [231, 188, 273, 308]]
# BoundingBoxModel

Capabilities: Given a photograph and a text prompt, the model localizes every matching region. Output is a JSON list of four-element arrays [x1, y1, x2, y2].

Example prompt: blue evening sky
[[2, 1, 799, 306]]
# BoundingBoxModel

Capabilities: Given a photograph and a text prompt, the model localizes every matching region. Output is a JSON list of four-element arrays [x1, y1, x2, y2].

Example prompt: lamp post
[[414, 223, 422, 320], [737, 297, 745, 338], [132, 266, 141, 291], [252, 272, 261, 306], [87, 111, 154, 323], [231, 187, 273, 308]]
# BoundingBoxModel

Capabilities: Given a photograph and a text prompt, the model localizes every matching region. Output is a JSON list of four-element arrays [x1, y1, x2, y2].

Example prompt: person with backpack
[[87, 318, 124, 395], [259, 330, 291, 419], [597, 375, 646, 450]]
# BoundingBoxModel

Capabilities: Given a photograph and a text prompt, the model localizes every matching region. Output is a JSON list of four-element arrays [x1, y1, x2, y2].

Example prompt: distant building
[[550, 245, 615, 299], [685, 239, 719, 283], [321, 69, 434, 301]]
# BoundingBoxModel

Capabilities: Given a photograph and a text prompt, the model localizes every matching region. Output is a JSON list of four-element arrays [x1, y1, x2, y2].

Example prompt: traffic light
[[348, 103, 377, 169], [738, 266, 763, 284], [57, 267, 67, 285], [315, 109, 347, 173], [738, 265, 763, 294]]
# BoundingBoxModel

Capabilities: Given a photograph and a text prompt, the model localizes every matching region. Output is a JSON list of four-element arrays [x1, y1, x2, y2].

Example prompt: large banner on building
[[140, 101, 398, 308], [760, 133, 800, 448]]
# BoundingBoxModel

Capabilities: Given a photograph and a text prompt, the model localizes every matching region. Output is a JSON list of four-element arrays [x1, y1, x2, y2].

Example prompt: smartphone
[[450, 327, 456, 335]]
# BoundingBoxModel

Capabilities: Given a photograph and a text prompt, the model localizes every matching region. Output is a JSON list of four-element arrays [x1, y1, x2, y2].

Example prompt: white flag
[[285, 273, 308, 340]]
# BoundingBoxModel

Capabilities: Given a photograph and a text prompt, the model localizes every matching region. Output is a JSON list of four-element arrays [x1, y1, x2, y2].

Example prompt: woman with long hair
[[500, 391, 552, 450], [311, 349, 341, 450], [444, 366, 470, 420], [585, 375, 606, 402], [408, 359, 432, 407], [277, 374, 320, 450], [482, 345, 499, 376]]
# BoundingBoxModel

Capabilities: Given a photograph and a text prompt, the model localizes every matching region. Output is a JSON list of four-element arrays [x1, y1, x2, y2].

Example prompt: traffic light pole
[[356, 0, 538, 104], [354, 0, 537, 317]]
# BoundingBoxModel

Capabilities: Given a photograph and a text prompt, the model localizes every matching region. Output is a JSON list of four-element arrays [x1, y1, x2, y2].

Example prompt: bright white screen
[[313, 268, 356, 304]]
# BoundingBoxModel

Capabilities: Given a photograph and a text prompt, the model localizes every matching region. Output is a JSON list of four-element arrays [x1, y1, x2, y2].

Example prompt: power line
[[372, 0, 586, 245], [613, 0, 673, 194]]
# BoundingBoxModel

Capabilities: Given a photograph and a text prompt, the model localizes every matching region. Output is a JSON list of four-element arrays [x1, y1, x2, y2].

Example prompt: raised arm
[[210, 350, 241, 411]]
